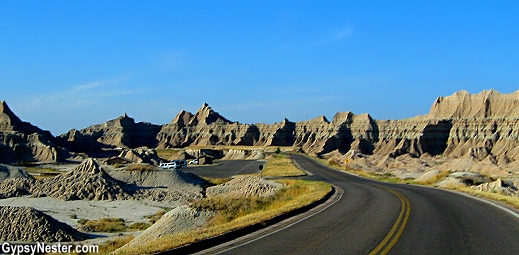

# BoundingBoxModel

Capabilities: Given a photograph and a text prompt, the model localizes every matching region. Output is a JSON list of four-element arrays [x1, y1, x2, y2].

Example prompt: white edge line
[[306, 154, 519, 221], [442, 188, 519, 220], [210, 186, 344, 255]]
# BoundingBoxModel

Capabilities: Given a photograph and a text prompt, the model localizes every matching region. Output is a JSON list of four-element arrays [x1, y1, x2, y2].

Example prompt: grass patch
[[79, 218, 127, 232], [317, 157, 408, 184], [78, 217, 156, 233], [448, 186, 519, 210], [24, 167, 61, 179], [114, 179, 332, 255], [261, 153, 306, 177], [203, 177, 232, 186], [128, 222, 152, 230], [155, 149, 184, 161], [145, 210, 167, 224], [97, 235, 135, 254]]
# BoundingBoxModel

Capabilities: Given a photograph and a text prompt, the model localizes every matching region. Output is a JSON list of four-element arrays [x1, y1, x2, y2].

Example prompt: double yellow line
[[369, 188, 411, 255]]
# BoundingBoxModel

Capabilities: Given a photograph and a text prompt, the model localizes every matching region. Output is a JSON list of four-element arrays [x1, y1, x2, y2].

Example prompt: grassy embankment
[[261, 153, 306, 177], [319, 155, 519, 209], [111, 153, 331, 255]]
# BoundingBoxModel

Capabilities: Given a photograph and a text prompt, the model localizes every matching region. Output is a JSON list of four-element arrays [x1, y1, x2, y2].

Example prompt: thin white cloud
[[333, 25, 354, 41], [75, 82, 100, 91], [18, 74, 131, 113]]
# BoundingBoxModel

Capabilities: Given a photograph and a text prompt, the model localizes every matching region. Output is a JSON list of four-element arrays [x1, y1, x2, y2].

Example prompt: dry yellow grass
[[443, 186, 519, 209], [124, 164, 156, 171], [113, 179, 331, 255], [98, 235, 135, 254], [24, 167, 61, 179], [78, 218, 127, 233], [203, 177, 232, 185], [155, 149, 184, 160], [317, 157, 408, 183], [261, 154, 306, 177]]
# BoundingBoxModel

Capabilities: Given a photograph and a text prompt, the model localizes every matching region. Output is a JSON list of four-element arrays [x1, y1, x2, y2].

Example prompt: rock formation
[[5, 89, 519, 176], [32, 158, 131, 200], [57, 113, 161, 156], [0, 101, 68, 163], [108, 168, 206, 202], [0, 165, 35, 199], [0, 206, 87, 242], [119, 205, 214, 251], [117, 148, 162, 165], [0, 164, 33, 181]]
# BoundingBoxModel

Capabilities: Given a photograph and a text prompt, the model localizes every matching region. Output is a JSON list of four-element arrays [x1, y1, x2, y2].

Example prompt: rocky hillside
[[0, 206, 87, 242], [0, 101, 68, 163], [4, 89, 519, 172], [57, 113, 161, 154]]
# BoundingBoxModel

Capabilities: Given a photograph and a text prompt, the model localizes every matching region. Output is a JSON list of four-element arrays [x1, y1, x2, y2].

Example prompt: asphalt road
[[182, 160, 267, 178], [210, 154, 519, 255]]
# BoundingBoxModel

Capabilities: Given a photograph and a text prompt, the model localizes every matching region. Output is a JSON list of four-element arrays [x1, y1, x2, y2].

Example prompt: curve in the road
[[369, 187, 411, 255], [178, 154, 519, 255], [213, 154, 519, 255]]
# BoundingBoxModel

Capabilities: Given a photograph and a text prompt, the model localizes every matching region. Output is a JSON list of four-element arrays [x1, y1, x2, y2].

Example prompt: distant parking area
[[182, 160, 267, 178]]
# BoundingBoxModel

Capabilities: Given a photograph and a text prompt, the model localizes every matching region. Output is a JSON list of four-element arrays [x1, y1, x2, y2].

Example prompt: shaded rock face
[[0, 101, 67, 163], [118, 148, 161, 165], [57, 113, 162, 156], [53, 91, 519, 167], [6, 89, 519, 172], [0, 206, 87, 242]]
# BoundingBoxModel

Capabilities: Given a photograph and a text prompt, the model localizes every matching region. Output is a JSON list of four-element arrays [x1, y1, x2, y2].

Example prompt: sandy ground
[[0, 196, 181, 244]]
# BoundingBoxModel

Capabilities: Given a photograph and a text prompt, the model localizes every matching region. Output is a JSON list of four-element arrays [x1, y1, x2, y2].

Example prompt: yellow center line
[[369, 188, 411, 255]]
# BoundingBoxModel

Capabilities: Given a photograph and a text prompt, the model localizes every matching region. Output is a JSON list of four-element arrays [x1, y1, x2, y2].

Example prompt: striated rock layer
[[0, 101, 68, 163], [5, 89, 519, 175]]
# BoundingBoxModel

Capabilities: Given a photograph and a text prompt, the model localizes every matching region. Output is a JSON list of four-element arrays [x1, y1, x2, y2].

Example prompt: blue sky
[[1, 1, 518, 135]]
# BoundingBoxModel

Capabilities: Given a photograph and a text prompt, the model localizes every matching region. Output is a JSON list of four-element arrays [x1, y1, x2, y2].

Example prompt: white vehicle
[[159, 162, 178, 169], [159, 159, 187, 170], [174, 159, 187, 169], [188, 159, 199, 165]]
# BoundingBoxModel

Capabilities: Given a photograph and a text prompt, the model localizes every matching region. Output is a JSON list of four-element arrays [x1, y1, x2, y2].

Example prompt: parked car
[[159, 159, 187, 169], [188, 159, 199, 165], [159, 162, 178, 169], [173, 159, 187, 169]]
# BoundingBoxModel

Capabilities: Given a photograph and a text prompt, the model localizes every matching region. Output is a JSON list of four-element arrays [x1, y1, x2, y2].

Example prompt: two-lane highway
[[211, 154, 519, 254]]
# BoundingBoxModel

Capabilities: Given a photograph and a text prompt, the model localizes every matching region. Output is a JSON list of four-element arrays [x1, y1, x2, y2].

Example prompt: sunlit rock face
[[7, 89, 519, 172], [0, 101, 65, 163]]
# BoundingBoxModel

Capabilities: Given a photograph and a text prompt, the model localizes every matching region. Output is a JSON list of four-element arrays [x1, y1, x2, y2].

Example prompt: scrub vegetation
[[261, 153, 306, 177], [114, 179, 331, 255]]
